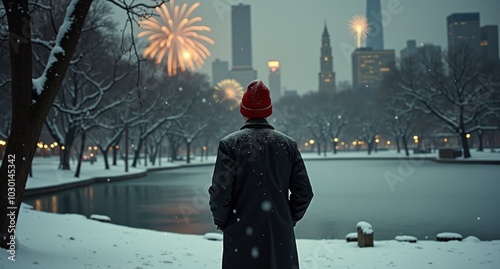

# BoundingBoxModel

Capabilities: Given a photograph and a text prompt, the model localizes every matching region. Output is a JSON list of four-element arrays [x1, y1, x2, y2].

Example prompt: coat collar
[[240, 118, 275, 130]]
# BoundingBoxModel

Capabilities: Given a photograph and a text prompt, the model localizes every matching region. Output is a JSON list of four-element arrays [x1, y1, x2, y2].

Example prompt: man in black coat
[[209, 80, 314, 269]]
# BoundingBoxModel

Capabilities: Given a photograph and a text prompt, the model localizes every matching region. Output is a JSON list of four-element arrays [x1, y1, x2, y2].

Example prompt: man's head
[[240, 80, 273, 119]]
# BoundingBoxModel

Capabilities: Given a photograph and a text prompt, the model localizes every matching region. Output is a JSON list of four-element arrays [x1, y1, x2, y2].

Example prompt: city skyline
[[116, 0, 500, 95]]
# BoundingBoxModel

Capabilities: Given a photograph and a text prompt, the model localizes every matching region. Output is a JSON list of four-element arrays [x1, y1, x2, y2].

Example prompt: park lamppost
[[375, 136, 380, 152], [466, 133, 472, 148], [0, 139, 6, 158], [333, 137, 339, 154], [309, 139, 315, 153]]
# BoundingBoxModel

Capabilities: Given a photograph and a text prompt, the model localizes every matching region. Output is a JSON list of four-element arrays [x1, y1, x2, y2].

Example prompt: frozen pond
[[24, 160, 500, 240]]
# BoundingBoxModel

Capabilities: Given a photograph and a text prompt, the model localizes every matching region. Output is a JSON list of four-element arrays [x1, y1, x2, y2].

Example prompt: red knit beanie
[[240, 80, 273, 119]]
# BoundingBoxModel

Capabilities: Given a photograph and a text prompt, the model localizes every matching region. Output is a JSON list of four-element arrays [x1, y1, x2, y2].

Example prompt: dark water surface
[[23, 160, 500, 240]]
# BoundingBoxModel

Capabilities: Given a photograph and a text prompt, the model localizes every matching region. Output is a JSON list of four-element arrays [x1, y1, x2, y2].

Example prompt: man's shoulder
[[220, 129, 250, 143], [270, 129, 297, 144]]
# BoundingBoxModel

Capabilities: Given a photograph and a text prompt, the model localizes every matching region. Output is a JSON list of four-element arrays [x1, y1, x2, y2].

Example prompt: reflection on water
[[23, 162, 500, 240], [24, 168, 215, 235]]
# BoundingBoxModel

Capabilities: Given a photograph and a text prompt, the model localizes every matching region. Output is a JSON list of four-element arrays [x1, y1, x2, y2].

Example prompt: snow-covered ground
[[2, 150, 500, 268]]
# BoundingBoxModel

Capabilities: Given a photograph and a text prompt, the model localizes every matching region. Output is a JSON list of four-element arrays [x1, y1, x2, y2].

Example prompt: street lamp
[[333, 137, 339, 154]]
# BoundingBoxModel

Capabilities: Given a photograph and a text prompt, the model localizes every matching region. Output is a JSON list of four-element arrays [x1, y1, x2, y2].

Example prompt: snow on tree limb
[[31, 0, 92, 100]]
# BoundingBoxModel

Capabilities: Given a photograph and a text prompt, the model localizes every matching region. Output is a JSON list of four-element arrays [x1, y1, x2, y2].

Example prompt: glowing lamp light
[[309, 139, 315, 145], [93, 146, 98, 151], [466, 134, 471, 139], [333, 137, 339, 143], [61, 146, 66, 150], [444, 138, 448, 143], [88, 146, 92, 151], [375, 138, 380, 144], [386, 141, 391, 145], [268, 60, 280, 72], [413, 135, 419, 140]]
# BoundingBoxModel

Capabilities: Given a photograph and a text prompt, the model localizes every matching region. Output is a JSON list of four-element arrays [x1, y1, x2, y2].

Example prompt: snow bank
[[89, 214, 111, 222], [395, 235, 418, 243], [1, 206, 499, 269]]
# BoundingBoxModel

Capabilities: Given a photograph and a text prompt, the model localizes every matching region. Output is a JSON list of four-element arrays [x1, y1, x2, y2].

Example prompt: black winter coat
[[209, 119, 314, 269]]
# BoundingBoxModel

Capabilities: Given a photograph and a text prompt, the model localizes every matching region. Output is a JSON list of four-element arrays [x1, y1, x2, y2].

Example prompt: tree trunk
[[131, 139, 143, 167], [74, 131, 86, 178], [477, 129, 484, 152], [102, 148, 110, 170], [125, 124, 129, 172], [323, 140, 327, 157], [112, 145, 118, 165], [0, 0, 93, 249], [144, 138, 148, 167], [395, 136, 401, 153], [490, 130, 496, 152], [59, 127, 76, 170], [186, 141, 192, 164], [402, 136, 410, 157], [459, 130, 471, 158]]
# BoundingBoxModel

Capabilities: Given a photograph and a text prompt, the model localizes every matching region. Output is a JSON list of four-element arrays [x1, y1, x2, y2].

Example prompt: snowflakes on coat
[[137, 0, 214, 76], [213, 79, 244, 111]]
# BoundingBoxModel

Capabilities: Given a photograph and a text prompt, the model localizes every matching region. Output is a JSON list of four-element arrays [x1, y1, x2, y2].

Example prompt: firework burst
[[213, 79, 244, 111], [138, 1, 214, 76], [349, 15, 370, 48]]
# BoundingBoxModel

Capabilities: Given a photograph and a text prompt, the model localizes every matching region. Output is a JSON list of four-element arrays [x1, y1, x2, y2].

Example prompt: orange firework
[[349, 15, 370, 48], [138, 1, 214, 76], [213, 79, 244, 111]]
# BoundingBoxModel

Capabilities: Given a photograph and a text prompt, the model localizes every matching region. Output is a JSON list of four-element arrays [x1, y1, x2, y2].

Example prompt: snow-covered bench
[[89, 214, 111, 223], [436, 232, 462, 242], [345, 232, 357, 242]]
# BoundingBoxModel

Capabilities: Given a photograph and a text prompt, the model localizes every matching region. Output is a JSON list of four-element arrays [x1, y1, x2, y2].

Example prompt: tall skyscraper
[[400, 40, 417, 60], [268, 60, 281, 102], [318, 23, 336, 92], [212, 59, 229, 87], [366, 0, 384, 50], [230, 4, 257, 87], [480, 25, 499, 65], [447, 13, 481, 57], [352, 48, 395, 90]]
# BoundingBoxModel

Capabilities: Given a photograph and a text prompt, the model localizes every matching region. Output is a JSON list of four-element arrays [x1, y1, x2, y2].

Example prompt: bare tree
[[395, 44, 499, 158], [0, 0, 166, 249]]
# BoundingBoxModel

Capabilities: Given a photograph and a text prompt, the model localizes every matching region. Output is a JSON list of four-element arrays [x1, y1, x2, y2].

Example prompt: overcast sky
[[118, 0, 500, 95]]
